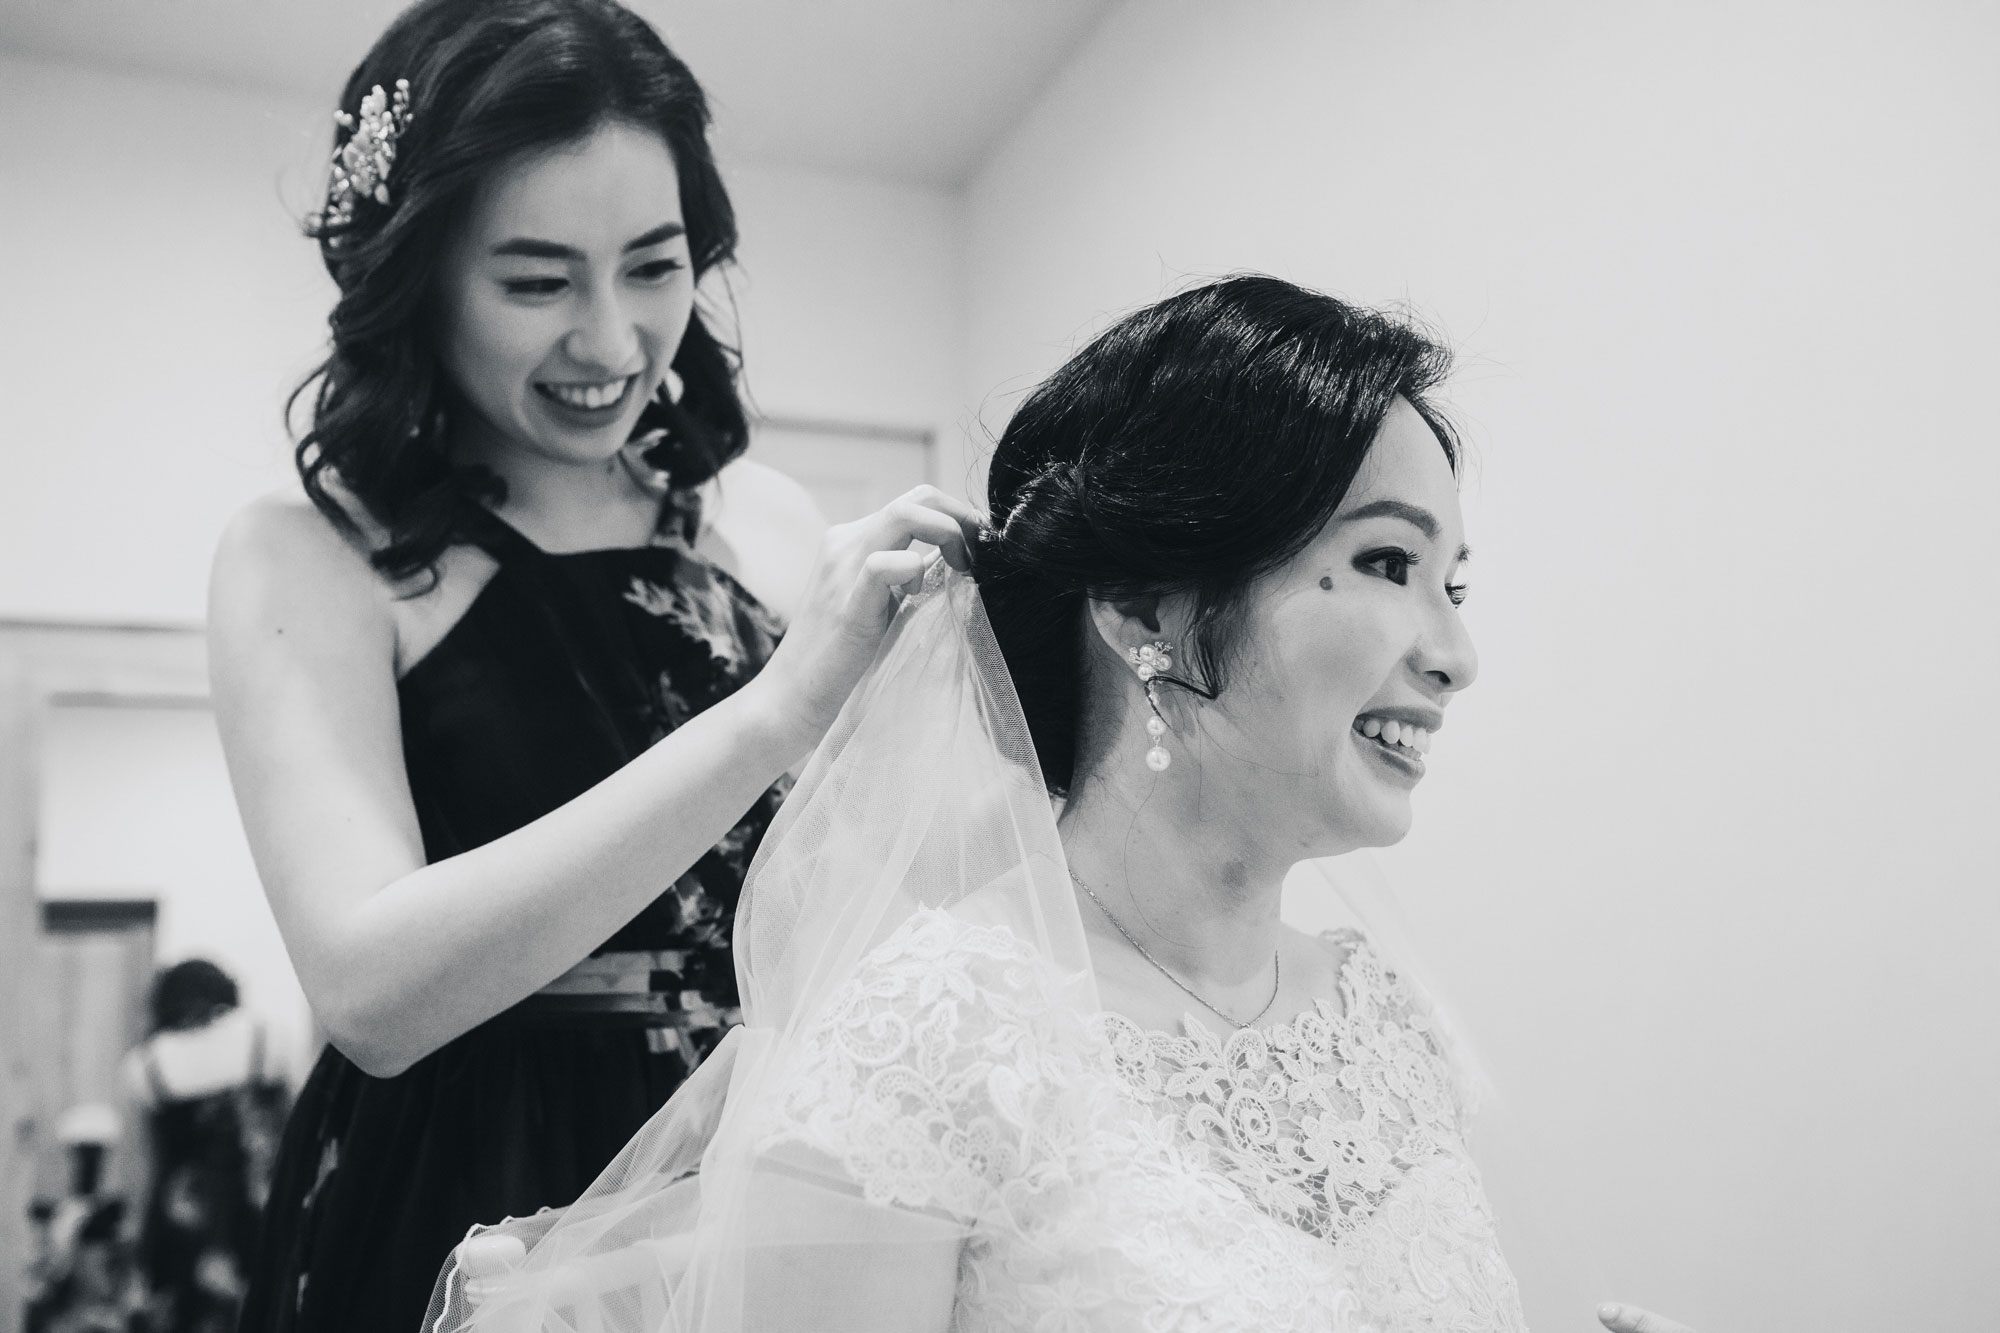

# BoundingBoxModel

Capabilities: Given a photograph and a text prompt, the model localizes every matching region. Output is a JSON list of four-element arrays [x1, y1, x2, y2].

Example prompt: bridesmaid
[[208, 1, 981, 1327]]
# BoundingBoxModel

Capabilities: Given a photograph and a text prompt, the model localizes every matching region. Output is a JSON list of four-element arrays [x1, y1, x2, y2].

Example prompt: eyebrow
[[490, 221, 686, 260], [1338, 499, 1473, 561]]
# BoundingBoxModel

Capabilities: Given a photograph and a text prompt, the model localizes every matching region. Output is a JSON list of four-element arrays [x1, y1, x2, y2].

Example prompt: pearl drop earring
[[1128, 640, 1176, 772]]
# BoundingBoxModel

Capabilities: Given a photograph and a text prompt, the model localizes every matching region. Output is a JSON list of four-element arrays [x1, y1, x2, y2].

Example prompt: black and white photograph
[[0, 2, 1993, 1330]]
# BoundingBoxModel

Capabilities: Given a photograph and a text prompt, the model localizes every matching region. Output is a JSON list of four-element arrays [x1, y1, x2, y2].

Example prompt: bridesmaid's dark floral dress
[[240, 491, 790, 1332]]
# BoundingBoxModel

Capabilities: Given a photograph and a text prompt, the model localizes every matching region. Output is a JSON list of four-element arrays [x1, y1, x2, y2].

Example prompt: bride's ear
[[1084, 594, 1173, 665]]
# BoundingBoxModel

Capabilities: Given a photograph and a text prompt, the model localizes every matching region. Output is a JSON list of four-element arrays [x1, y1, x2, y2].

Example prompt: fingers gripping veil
[[426, 565, 1100, 1331]]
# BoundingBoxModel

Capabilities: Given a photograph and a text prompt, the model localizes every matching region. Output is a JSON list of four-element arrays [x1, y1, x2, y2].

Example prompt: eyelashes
[[1354, 547, 1471, 607], [498, 258, 686, 297], [502, 277, 567, 297]]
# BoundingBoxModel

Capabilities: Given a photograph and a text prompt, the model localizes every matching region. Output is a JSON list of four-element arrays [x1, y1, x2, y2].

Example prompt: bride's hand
[[749, 483, 986, 756], [1599, 1302, 1697, 1333]]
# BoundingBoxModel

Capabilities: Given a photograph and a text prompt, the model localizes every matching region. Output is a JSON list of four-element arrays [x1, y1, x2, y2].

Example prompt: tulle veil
[[426, 564, 1095, 1330], [426, 563, 1492, 1331]]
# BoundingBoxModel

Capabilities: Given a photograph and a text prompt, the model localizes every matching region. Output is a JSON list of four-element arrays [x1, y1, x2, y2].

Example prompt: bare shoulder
[[210, 490, 388, 626], [697, 457, 828, 623], [211, 489, 498, 678], [1283, 923, 1365, 1012], [1299, 921, 1366, 960], [208, 486, 411, 692]]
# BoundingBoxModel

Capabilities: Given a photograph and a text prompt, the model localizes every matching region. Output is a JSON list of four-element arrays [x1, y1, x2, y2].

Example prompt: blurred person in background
[[25, 1104, 141, 1333], [122, 959, 288, 1333], [206, 0, 980, 1327]]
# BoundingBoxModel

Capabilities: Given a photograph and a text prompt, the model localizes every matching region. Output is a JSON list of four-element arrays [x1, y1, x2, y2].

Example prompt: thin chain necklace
[[1070, 872, 1282, 1030]]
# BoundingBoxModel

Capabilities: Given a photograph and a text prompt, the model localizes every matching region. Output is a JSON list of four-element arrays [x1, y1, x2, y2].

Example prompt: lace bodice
[[760, 908, 1528, 1332]]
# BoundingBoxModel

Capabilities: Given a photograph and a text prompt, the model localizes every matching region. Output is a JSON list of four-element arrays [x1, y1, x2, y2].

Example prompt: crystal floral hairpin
[[307, 78, 413, 236]]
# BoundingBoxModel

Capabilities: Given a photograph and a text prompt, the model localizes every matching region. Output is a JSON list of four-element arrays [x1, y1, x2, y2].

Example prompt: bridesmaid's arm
[[208, 496, 802, 1079], [209, 480, 978, 1079]]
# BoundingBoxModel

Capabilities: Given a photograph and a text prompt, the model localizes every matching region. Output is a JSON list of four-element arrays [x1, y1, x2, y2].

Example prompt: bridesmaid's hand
[[749, 483, 986, 756], [1599, 1302, 1697, 1333]]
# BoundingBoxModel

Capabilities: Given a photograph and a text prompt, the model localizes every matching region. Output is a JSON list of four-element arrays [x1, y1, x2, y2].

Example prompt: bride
[[430, 276, 1674, 1331]]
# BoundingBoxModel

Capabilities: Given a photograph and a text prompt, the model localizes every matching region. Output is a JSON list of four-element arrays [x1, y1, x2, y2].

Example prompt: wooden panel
[[28, 914, 156, 1200]]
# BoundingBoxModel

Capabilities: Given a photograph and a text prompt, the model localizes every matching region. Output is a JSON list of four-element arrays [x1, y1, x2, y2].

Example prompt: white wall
[[725, 161, 968, 486], [0, 55, 965, 624], [965, 3, 2000, 1329], [0, 56, 328, 625]]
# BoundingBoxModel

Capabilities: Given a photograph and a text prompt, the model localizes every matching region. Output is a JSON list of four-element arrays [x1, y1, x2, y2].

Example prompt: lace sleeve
[[754, 908, 1085, 1228]]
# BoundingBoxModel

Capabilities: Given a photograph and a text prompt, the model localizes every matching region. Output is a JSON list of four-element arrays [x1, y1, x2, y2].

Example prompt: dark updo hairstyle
[[974, 275, 1458, 795], [150, 959, 240, 1034], [291, 0, 745, 582]]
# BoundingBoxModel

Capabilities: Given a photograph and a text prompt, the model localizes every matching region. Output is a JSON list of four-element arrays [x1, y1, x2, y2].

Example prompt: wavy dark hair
[[973, 275, 1459, 795], [291, 0, 747, 582]]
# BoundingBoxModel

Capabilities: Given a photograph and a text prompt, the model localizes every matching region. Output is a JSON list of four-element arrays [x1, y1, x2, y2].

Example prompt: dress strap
[[456, 484, 700, 563], [456, 504, 546, 566], [654, 484, 705, 550], [139, 1042, 173, 1105]]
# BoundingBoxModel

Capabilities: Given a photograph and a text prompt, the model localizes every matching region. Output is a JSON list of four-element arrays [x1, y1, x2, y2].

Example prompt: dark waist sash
[[505, 950, 741, 1056]]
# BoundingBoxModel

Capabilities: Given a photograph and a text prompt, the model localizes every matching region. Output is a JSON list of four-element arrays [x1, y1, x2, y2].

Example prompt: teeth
[[543, 378, 630, 410], [1353, 717, 1432, 755]]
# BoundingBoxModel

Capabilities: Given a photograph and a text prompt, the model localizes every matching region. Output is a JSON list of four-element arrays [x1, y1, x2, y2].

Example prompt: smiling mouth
[[534, 375, 637, 413], [1353, 715, 1430, 772]]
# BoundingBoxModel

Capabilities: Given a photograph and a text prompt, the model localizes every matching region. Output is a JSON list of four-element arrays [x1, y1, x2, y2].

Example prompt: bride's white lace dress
[[760, 907, 1526, 1332]]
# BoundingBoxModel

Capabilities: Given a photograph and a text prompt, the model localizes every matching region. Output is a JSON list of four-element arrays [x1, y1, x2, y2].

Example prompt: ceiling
[[0, 0, 1117, 187]]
